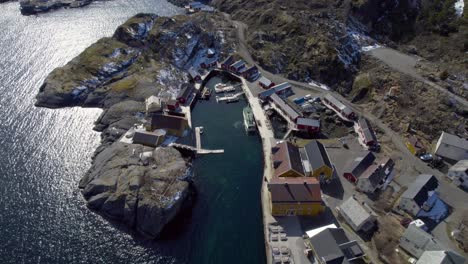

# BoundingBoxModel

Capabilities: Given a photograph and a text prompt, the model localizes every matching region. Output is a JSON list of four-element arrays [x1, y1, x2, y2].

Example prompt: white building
[[434, 132, 468, 162], [337, 197, 377, 232], [447, 160, 468, 189], [416, 250, 466, 264], [145, 95, 163, 113], [400, 223, 444, 258], [399, 174, 439, 217]]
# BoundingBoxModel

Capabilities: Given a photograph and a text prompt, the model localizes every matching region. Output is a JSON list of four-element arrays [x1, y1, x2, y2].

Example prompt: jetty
[[214, 84, 236, 93], [169, 126, 224, 155]]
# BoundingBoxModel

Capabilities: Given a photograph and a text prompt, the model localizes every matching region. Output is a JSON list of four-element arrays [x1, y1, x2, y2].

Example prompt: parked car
[[304, 94, 312, 100], [419, 153, 433, 162], [400, 218, 412, 228]]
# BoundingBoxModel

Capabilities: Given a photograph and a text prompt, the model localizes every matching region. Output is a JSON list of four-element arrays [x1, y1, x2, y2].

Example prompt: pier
[[169, 126, 224, 156]]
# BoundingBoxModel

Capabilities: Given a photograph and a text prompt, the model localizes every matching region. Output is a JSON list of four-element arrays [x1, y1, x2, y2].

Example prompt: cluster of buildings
[[220, 55, 259, 80], [184, 2, 215, 14], [267, 140, 334, 217], [130, 83, 196, 148], [259, 82, 321, 134], [342, 151, 394, 193]]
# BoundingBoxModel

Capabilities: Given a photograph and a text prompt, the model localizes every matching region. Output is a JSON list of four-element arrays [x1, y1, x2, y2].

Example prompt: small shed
[[258, 76, 275, 89]]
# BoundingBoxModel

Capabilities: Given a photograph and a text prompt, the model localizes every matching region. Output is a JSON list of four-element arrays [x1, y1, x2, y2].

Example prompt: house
[[322, 94, 356, 120], [416, 250, 466, 264], [399, 174, 439, 217], [272, 141, 305, 178], [399, 223, 444, 258], [188, 68, 201, 82], [406, 135, 426, 156], [200, 57, 218, 68], [296, 118, 320, 133], [357, 118, 378, 147], [269, 93, 301, 123], [337, 197, 377, 232], [434, 132, 468, 162], [306, 224, 338, 238], [145, 95, 163, 114], [258, 76, 275, 89], [343, 151, 376, 183], [229, 60, 246, 73], [221, 55, 234, 70], [132, 129, 166, 148], [176, 83, 194, 104], [447, 160, 468, 189], [357, 157, 394, 193], [258, 82, 293, 100], [302, 140, 334, 180], [166, 99, 180, 111], [150, 114, 189, 137], [268, 176, 324, 216], [241, 65, 259, 80], [308, 228, 365, 264]]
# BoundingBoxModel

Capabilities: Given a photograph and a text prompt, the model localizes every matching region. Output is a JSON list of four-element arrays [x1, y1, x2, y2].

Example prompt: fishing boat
[[243, 106, 256, 133], [214, 83, 236, 93]]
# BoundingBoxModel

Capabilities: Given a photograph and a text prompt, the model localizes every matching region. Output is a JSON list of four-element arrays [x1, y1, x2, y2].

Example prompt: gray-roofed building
[[343, 151, 376, 183], [399, 174, 439, 216], [416, 250, 466, 264], [269, 93, 301, 122], [303, 140, 334, 179], [229, 60, 246, 73], [356, 165, 384, 193], [258, 82, 293, 100], [188, 67, 201, 81], [337, 197, 377, 232], [322, 94, 355, 120], [132, 129, 166, 148], [399, 224, 444, 258], [150, 114, 189, 137], [434, 132, 468, 162], [308, 228, 365, 264], [297, 117, 320, 133], [258, 76, 274, 89], [221, 55, 234, 69], [447, 160, 468, 189]]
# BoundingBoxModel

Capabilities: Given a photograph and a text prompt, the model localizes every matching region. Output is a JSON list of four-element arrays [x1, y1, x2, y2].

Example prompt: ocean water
[[0, 2, 265, 263]]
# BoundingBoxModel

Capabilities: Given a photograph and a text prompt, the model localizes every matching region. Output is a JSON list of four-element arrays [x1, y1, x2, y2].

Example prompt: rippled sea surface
[[0, 2, 266, 264]]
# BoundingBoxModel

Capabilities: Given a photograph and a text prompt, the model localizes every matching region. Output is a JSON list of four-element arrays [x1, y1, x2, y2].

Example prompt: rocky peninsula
[[35, 12, 236, 238], [20, 0, 93, 15]]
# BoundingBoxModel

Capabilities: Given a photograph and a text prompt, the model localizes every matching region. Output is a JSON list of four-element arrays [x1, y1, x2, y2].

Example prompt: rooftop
[[309, 228, 364, 264], [297, 117, 320, 127], [343, 151, 375, 177], [303, 140, 333, 171], [435, 132, 468, 161], [270, 93, 301, 120], [416, 250, 466, 264], [324, 94, 353, 115], [268, 176, 321, 202], [401, 174, 438, 206], [450, 160, 468, 172], [273, 141, 304, 178], [401, 225, 444, 254], [339, 197, 376, 229], [259, 76, 272, 87]]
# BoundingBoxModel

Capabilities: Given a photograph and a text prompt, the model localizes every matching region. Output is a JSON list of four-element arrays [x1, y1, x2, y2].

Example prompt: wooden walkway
[[170, 126, 224, 155]]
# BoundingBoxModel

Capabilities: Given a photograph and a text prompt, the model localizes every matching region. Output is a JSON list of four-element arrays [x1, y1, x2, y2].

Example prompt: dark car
[[419, 153, 433, 162]]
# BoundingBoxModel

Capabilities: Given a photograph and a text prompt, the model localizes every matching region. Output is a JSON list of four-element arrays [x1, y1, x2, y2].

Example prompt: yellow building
[[268, 141, 324, 216], [268, 176, 324, 216], [302, 140, 333, 180]]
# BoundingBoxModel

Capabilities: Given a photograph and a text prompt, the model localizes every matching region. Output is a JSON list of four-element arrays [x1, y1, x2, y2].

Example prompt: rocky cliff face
[[20, 0, 93, 15], [35, 13, 235, 238]]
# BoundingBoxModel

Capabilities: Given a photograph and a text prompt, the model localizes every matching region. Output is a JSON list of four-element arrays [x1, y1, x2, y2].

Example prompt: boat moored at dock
[[243, 106, 257, 133]]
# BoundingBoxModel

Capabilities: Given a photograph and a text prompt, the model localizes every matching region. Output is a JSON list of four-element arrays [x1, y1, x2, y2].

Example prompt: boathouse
[[177, 83, 195, 104], [229, 60, 246, 74], [258, 82, 293, 100], [150, 114, 189, 137], [258, 76, 275, 89], [166, 99, 180, 111], [296, 118, 320, 133], [323, 94, 355, 120], [241, 65, 259, 80], [269, 93, 301, 123], [221, 55, 234, 70], [200, 57, 218, 69], [188, 68, 201, 82]]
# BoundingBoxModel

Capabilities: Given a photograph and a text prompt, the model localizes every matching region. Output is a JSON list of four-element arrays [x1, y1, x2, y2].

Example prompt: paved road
[[367, 47, 468, 108]]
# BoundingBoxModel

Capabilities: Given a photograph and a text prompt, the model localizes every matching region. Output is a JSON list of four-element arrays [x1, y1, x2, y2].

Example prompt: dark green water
[[187, 76, 266, 263]]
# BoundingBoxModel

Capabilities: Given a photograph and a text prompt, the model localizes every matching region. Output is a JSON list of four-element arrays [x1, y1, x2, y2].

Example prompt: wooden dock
[[169, 126, 224, 155], [216, 91, 244, 103]]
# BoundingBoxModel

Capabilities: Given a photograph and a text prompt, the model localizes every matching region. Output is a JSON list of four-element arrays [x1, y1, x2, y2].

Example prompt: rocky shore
[[35, 13, 236, 238], [20, 0, 92, 15]]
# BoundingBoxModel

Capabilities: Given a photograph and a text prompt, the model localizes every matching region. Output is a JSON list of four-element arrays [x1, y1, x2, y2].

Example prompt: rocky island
[[20, 0, 93, 15], [36, 12, 236, 238]]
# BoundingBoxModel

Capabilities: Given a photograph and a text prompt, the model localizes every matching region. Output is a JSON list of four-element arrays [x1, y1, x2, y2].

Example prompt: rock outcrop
[[35, 13, 236, 238], [20, 0, 93, 15], [80, 144, 191, 238]]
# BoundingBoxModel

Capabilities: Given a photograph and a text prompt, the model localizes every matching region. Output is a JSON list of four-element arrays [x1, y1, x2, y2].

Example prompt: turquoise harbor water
[[0, 2, 265, 263]]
